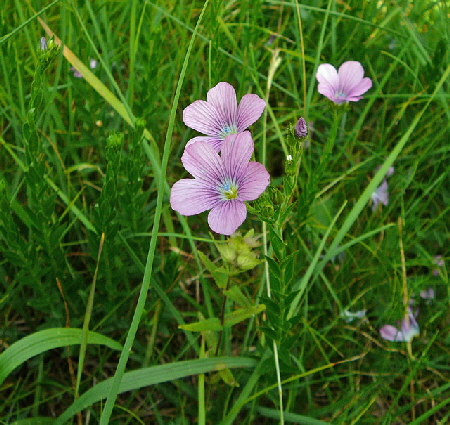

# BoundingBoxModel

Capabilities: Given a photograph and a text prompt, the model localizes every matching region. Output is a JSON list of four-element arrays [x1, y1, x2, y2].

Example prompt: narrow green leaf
[[55, 357, 256, 424], [0, 328, 122, 385], [11, 419, 56, 425]]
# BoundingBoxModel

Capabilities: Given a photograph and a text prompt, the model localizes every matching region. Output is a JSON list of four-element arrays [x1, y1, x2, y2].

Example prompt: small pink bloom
[[380, 308, 419, 342], [316, 61, 372, 104], [420, 288, 435, 300], [170, 131, 270, 235], [183, 82, 266, 152], [432, 255, 445, 276]]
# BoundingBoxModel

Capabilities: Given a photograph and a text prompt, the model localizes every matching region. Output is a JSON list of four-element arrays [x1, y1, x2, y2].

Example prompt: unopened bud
[[40, 37, 48, 50], [295, 117, 308, 139]]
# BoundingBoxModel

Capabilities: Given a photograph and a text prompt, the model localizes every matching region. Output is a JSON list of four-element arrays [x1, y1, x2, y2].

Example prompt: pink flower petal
[[316, 64, 339, 100], [170, 179, 219, 215], [221, 132, 254, 181], [380, 325, 402, 341], [338, 61, 365, 95], [206, 82, 238, 125], [183, 100, 224, 135], [236, 93, 266, 131], [346, 77, 372, 100], [238, 162, 270, 201], [316, 63, 339, 87], [181, 140, 223, 183], [208, 200, 247, 235], [185, 136, 223, 152]]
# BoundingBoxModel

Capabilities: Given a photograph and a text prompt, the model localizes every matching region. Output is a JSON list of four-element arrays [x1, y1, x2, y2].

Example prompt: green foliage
[[0, 0, 449, 423]]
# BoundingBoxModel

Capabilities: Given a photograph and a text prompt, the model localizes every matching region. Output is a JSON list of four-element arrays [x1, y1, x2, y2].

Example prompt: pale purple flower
[[371, 179, 389, 211], [420, 288, 435, 300], [71, 57, 98, 78], [386, 166, 395, 177], [71, 68, 83, 78], [316, 61, 372, 104], [183, 82, 266, 152], [380, 308, 419, 342], [432, 255, 445, 276], [170, 131, 270, 235]]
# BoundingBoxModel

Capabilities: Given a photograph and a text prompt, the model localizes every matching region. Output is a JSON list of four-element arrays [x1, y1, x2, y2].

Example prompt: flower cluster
[[171, 82, 269, 235]]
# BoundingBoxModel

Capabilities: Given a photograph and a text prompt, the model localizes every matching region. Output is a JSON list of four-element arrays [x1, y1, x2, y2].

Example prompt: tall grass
[[0, 0, 449, 423]]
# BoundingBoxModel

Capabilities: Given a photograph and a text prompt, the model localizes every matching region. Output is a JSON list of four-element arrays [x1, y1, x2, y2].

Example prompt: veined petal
[[346, 77, 372, 100], [185, 136, 224, 153], [206, 82, 238, 128], [221, 132, 254, 182], [181, 141, 225, 184], [183, 100, 223, 135], [208, 200, 247, 235], [316, 63, 339, 98], [338, 61, 372, 101], [170, 179, 219, 215], [238, 162, 270, 201], [236, 93, 266, 131]]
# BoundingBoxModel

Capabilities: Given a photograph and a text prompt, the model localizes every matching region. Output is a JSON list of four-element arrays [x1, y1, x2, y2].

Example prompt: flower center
[[219, 180, 238, 200], [220, 124, 238, 137]]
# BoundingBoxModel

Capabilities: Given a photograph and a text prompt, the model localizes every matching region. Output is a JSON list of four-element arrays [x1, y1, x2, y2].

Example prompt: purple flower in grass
[[432, 255, 445, 276], [380, 308, 419, 342], [170, 131, 270, 235], [371, 179, 389, 211], [71, 57, 98, 78], [316, 61, 372, 104], [183, 82, 266, 152], [420, 288, 435, 300]]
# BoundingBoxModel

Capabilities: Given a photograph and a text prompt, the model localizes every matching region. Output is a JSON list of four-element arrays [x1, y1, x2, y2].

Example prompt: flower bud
[[295, 117, 308, 139], [40, 37, 48, 50]]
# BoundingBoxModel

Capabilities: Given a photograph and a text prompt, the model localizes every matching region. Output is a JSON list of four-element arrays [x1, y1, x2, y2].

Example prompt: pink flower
[[183, 82, 266, 152], [432, 255, 445, 276], [170, 131, 270, 235], [380, 308, 419, 342], [420, 288, 435, 300], [316, 61, 372, 104]]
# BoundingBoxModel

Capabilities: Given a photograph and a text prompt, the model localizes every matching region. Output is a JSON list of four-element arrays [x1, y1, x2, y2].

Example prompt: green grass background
[[0, 0, 449, 423]]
